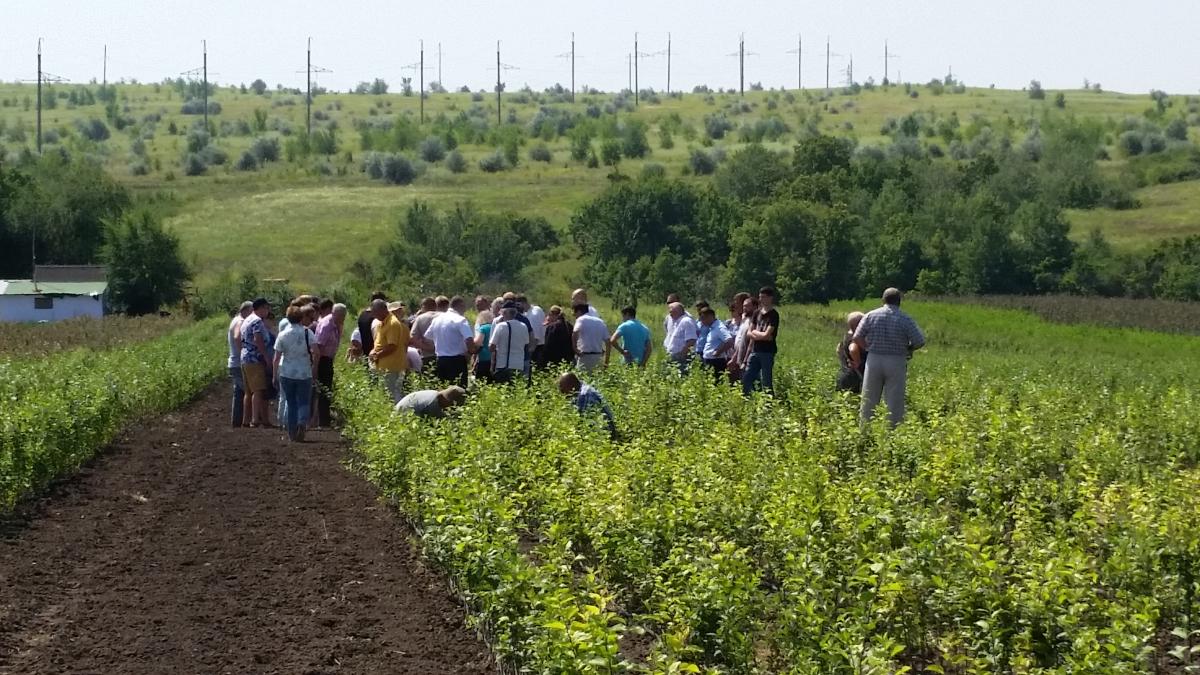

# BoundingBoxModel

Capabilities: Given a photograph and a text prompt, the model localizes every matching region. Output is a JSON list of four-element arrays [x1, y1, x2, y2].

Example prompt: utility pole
[[496, 41, 502, 124], [884, 40, 889, 85], [634, 32, 639, 106], [203, 40, 208, 130], [739, 33, 745, 97], [825, 36, 830, 92], [787, 34, 803, 90], [420, 39, 425, 123], [571, 33, 576, 102], [306, 38, 312, 135], [438, 42, 442, 88], [666, 32, 671, 95], [103, 44, 107, 87], [24, 39, 69, 154]]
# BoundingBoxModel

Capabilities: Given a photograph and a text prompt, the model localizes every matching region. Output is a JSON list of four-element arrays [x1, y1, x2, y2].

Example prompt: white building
[[0, 266, 108, 323]]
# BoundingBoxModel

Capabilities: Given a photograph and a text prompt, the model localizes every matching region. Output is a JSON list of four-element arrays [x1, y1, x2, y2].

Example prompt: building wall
[[0, 295, 105, 323]]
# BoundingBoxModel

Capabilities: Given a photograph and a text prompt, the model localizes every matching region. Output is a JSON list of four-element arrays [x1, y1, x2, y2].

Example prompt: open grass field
[[3, 81, 1196, 289], [1066, 179, 1200, 249]]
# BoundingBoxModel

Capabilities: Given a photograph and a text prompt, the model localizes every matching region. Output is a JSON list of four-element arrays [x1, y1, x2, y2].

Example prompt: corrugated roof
[[35, 265, 108, 283], [0, 280, 107, 296]]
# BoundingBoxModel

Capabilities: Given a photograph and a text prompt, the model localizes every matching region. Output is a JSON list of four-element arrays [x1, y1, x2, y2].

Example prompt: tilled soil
[[0, 384, 494, 675]]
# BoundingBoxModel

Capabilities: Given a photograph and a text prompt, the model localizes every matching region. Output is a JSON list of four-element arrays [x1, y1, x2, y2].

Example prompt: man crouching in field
[[854, 288, 926, 427]]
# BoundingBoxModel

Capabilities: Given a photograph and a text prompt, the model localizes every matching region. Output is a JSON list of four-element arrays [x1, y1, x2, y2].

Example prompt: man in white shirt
[[571, 303, 610, 373], [521, 295, 546, 372], [663, 302, 698, 374], [489, 301, 531, 384], [571, 288, 602, 319], [428, 296, 475, 388]]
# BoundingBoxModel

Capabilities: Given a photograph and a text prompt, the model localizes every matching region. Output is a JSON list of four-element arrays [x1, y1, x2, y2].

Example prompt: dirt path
[[0, 384, 493, 675]]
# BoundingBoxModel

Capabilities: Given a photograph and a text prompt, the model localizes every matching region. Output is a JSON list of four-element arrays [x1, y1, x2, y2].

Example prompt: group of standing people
[[227, 295, 347, 442]]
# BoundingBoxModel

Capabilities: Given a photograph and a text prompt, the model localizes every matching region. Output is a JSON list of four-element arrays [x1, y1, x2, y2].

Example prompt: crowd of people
[[225, 285, 926, 442]]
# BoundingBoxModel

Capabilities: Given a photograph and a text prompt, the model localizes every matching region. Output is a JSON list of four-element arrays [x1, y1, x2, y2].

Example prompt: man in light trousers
[[853, 288, 926, 427]]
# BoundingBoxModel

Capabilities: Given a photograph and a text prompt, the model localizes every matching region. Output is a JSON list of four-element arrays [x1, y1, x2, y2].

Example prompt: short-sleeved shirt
[[663, 314, 698, 357], [573, 315, 609, 354], [275, 324, 315, 380], [429, 310, 473, 357], [701, 320, 734, 360], [853, 305, 925, 357], [240, 314, 267, 364], [526, 306, 547, 345], [476, 323, 493, 363], [372, 314, 410, 373], [356, 310, 376, 355], [395, 390, 444, 418], [315, 314, 342, 359], [752, 308, 780, 354], [406, 347, 422, 371], [490, 319, 530, 370], [411, 311, 440, 358], [613, 320, 651, 364]]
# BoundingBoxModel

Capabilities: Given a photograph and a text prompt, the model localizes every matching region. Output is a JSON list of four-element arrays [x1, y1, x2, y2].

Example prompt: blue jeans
[[229, 366, 244, 426], [741, 351, 775, 395], [279, 377, 312, 440]]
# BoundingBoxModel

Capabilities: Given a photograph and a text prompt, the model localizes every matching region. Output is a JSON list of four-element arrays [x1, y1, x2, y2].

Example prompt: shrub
[[128, 159, 150, 176], [479, 150, 508, 172], [199, 144, 228, 166], [704, 113, 734, 140], [75, 118, 110, 142], [249, 136, 280, 163], [419, 136, 446, 163], [183, 152, 207, 176], [445, 150, 468, 173], [659, 129, 675, 150], [1166, 118, 1189, 141], [235, 150, 258, 171], [1029, 80, 1046, 100], [364, 152, 386, 179], [186, 129, 211, 153], [689, 148, 717, 175], [640, 163, 666, 180], [600, 139, 622, 166], [382, 154, 417, 185], [529, 143, 553, 162], [180, 98, 221, 115]]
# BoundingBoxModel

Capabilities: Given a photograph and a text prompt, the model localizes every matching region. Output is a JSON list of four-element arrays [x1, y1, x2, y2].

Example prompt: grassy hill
[[1, 80, 1196, 288]]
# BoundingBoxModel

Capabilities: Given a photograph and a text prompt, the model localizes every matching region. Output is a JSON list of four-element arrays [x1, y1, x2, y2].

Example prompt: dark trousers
[[436, 355, 469, 388], [703, 357, 729, 384], [474, 360, 494, 384], [316, 356, 335, 427], [530, 345, 544, 370]]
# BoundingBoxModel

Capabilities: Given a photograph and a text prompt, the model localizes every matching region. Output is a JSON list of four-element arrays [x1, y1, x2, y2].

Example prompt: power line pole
[[884, 40, 889, 86], [203, 40, 208, 130], [571, 33, 576, 102], [634, 32, 639, 106], [666, 32, 671, 95], [306, 37, 312, 135], [497, 41, 502, 124], [825, 36, 830, 92], [37, 40, 43, 154], [420, 39, 425, 123], [103, 44, 107, 87], [739, 33, 745, 97], [786, 34, 803, 90]]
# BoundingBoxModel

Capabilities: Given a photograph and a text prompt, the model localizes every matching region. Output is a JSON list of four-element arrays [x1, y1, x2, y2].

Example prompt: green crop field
[[337, 300, 1200, 673], [3, 81, 1196, 289]]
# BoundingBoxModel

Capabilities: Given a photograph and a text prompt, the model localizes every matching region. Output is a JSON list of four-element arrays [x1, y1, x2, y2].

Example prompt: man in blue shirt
[[698, 307, 734, 383], [608, 306, 653, 367], [557, 372, 616, 439], [693, 301, 711, 367]]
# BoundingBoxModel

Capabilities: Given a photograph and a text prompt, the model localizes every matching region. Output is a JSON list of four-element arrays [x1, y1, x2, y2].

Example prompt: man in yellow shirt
[[369, 300, 410, 402]]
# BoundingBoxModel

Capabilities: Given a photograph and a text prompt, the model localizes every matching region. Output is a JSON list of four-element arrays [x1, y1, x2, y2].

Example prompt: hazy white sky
[[1, 0, 1195, 95]]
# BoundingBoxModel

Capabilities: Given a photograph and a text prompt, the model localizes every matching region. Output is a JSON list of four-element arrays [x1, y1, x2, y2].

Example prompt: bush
[[382, 154, 418, 184], [364, 152, 386, 179], [186, 128, 211, 153], [479, 150, 508, 172], [1029, 80, 1046, 100], [183, 152, 207, 176], [249, 136, 280, 163], [180, 98, 221, 115], [1166, 118, 1189, 141], [640, 163, 666, 180], [445, 150, 468, 173], [419, 136, 446, 163], [199, 144, 227, 166], [600, 139, 623, 166], [704, 113, 734, 140], [128, 159, 150, 176], [689, 148, 717, 175], [529, 143, 553, 162], [235, 150, 259, 171], [75, 118, 110, 142]]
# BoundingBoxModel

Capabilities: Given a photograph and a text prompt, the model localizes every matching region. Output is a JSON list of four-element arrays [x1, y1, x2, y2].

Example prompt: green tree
[[102, 211, 191, 315], [714, 144, 790, 202], [792, 134, 855, 175]]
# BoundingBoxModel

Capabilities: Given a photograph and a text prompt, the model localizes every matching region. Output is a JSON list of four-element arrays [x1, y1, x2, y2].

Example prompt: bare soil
[[0, 384, 494, 674]]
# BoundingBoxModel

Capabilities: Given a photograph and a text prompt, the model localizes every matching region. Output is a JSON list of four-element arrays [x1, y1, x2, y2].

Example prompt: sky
[[0, 0, 1195, 95]]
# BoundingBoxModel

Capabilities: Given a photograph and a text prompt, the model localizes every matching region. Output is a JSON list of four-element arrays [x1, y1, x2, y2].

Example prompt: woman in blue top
[[273, 305, 319, 442], [473, 310, 494, 384]]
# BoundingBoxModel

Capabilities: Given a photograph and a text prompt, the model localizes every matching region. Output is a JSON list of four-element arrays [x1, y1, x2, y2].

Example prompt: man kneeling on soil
[[394, 386, 467, 419], [557, 372, 616, 440]]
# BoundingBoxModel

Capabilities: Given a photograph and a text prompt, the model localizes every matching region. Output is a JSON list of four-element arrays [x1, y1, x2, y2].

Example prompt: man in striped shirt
[[853, 288, 926, 427]]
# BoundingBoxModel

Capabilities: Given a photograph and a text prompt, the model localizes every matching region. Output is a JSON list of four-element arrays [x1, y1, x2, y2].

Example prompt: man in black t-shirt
[[742, 287, 780, 395], [357, 291, 387, 359]]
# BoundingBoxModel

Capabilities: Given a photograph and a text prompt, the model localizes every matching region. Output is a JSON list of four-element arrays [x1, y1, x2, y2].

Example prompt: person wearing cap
[[428, 296, 475, 388], [347, 327, 364, 363], [369, 299, 410, 403], [571, 303, 609, 373], [854, 288, 926, 427], [490, 301, 531, 384], [227, 301, 253, 427], [239, 297, 273, 427], [557, 372, 616, 439], [394, 386, 467, 419], [313, 302, 347, 428]]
